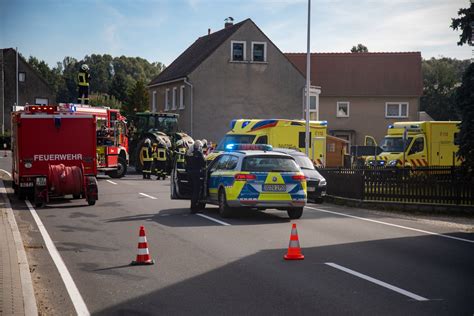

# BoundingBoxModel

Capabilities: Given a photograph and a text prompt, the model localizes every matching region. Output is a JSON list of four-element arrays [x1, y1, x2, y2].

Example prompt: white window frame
[[179, 85, 185, 110], [251, 41, 267, 62], [19, 72, 26, 82], [303, 86, 321, 120], [172, 87, 177, 110], [385, 102, 409, 118], [231, 40, 246, 62], [152, 91, 157, 112], [165, 88, 170, 111], [336, 101, 350, 118]]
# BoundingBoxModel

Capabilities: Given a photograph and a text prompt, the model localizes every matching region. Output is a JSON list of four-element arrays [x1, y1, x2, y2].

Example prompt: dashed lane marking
[[196, 213, 231, 226], [139, 193, 157, 200], [325, 262, 429, 301], [25, 200, 90, 316], [306, 206, 474, 244], [106, 180, 118, 185]]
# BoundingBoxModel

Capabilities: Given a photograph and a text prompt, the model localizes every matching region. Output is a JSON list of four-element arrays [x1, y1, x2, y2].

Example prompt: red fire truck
[[11, 105, 98, 207], [60, 103, 129, 178]]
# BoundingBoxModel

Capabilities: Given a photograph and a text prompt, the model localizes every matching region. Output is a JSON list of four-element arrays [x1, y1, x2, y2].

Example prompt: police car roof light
[[225, 144, 273, 151]]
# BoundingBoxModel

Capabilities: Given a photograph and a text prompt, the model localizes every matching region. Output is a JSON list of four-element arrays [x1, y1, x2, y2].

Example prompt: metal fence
[[319, 167, 474, 205]]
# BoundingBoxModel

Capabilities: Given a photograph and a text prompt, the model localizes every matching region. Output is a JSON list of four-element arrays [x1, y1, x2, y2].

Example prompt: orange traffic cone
[[284, 223, 304, 260], [131, 226, 155, 265]]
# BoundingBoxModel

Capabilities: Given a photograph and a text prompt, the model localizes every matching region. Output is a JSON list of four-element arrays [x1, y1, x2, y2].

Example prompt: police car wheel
[[287, 207, 303, 219], [218, 188, 233, 218]]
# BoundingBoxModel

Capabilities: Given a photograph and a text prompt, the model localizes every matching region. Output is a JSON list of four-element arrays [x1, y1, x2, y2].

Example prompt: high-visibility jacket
[[141, 146, 153, 162], [154, 147, 167, 162], [78, 71, 90, 87]]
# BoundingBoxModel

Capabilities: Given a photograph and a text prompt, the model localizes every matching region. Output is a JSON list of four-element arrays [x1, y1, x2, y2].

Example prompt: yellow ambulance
[[366, 121, 461, 167], [217, 119, 328, 166]]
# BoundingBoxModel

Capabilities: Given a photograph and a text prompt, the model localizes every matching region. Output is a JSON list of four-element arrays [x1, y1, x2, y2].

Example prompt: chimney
[[208, 28, 211, 35], [224, 17, 234, 28]]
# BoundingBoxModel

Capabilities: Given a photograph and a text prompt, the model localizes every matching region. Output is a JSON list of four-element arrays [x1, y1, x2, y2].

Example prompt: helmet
[[144, 138, 151, 145], [176, 139, 184, 147], [201, 139, 208, 147], [81, 64, 89, 71]]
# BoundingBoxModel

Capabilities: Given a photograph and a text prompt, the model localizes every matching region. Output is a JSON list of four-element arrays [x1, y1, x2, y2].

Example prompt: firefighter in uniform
[[77, 64, 91, 105], [141, 138, 153, 179], [152, 141, 168, 180], [175, 139, 187, 170]]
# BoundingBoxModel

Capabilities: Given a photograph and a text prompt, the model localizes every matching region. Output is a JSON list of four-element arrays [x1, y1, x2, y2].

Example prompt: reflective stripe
[[288, 239, 301, 248], [157, 148, 166, 161], [139, 236, 147, 243], [137, 248, 149, 255], [78, 72, 89, 86]]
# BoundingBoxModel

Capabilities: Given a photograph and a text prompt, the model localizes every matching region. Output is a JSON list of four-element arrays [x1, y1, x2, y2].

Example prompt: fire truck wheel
[[87, 199, 96, 206], [109, 157, 127, 178], [35, 201, 45, 208]]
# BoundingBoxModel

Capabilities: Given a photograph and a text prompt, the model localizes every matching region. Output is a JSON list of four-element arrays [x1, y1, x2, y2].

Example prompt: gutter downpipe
[[16, 47, 19, 110], [183, 78, 193, 137], [1, 50, 4, 135]]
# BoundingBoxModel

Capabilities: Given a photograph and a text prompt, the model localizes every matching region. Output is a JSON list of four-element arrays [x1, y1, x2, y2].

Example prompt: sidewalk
[[0, 179, 37, 316]]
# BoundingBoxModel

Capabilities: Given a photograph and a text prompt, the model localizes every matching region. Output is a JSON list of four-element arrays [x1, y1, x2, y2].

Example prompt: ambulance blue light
[[388, 125, 394, 129], [242, 120, 250, 128], [321, 121, 328, 126], [230, 120, 237, 130]]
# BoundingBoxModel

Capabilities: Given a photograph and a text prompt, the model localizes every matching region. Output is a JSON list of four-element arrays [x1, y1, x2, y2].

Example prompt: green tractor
[[128, 112, 193, 172]]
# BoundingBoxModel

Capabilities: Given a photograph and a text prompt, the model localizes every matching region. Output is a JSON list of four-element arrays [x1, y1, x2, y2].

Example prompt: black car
[[273, 148, 326, 203]]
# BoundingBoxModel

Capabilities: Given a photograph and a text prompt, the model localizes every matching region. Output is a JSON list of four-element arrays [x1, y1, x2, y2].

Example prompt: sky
[[0, 0, 472, 68]]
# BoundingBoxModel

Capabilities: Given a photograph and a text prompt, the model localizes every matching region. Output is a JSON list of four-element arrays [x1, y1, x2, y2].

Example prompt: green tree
[[109, 73, 129, 103], [124, 80, 149, 117], [351, 44, 368, 53], [420, 58, 469, 120], [451, 3, 474, 46], [454, 63, 474, 170], [89, 93, 122, 109]]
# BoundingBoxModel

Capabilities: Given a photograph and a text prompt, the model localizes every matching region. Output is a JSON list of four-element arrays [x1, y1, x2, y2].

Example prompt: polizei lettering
[[34, 154, 83, 161]]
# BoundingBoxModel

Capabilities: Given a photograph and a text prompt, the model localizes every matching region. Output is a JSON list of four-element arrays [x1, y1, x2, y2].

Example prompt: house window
[[19, 72, 26, 82], [179, 85, 185, 110], [386, 102, 409, 118], [337, 102, 350, 117], [165, 89, 170, 111], [327, 143, 336, 153], [172, 87, 177, 110], [152, 91, 157, 112], [303, 86, 321, 121], [251, 42, 267, 62], [35, 98, 48, 105], [231, 41, 246, 61]]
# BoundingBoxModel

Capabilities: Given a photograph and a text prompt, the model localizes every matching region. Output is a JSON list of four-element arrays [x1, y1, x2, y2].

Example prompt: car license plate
[[307, 186, 316, 192], [263, 184, 286, 192]]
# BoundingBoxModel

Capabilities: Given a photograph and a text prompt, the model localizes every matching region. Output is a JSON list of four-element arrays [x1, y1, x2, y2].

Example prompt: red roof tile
[[285, 52, 423, 97]]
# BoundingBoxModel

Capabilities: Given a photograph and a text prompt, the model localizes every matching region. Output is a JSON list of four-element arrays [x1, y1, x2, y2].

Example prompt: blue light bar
[[225, 144, 273, 151], [388, 125, 394, 129]]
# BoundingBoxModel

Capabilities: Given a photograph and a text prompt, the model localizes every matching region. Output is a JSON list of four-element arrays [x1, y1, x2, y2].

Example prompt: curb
[[324, 195, 474, 216], [0, 180, 38, 316]]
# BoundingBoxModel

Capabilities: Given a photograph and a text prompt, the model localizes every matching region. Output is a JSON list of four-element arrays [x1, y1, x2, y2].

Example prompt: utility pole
[[305, 0, 311, 156]]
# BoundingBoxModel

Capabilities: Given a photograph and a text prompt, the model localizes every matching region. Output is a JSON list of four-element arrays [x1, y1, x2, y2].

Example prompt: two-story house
[[286, 52, 423, 145], [0, 48, 56, 134], [148, 19, 306, 143], [148, 19, 423, 146]]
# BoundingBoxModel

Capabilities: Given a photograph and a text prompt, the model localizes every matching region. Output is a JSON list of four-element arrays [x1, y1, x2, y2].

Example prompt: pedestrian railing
[[318, 167, 474, 205]]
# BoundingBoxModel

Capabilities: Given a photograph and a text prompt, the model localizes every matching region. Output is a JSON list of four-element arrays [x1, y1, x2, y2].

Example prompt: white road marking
[[25, 200, 90, 316], [106, 180, 117, 185], [196, 213, 231, 226], [0, 168, 12, 178], [139, 193, 157, 200], [306, 206, 474, 244], [325, 262, 429, 301]]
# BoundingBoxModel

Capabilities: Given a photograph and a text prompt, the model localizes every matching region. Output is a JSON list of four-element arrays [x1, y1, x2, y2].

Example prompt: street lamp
[[304, 0, 311, 156]]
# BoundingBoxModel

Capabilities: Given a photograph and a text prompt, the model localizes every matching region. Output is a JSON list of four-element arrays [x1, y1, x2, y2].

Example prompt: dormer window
[[231, 41, 246, 61], [251, 42, 267, 62]]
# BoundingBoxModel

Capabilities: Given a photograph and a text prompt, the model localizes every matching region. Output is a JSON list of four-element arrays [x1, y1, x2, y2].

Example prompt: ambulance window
[[255, 136, 268, 144], [225, 156, 239, 170], [298, 132, 312, 148], [409, 138, 424, 155]]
